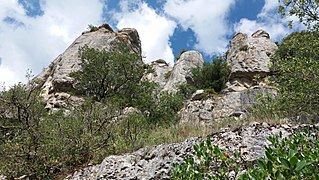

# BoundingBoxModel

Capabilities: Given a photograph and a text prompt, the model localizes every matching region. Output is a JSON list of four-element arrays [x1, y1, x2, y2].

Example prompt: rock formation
[[163, 50, 204, 92], [143, 50, 204, 92], [24, 26, 284, 179], [179, 30, 278, 124], [142, 59, 172, 88], [66, 123, 319, 179], [227, 29, 277, 80], [34, 25, 142, 110]]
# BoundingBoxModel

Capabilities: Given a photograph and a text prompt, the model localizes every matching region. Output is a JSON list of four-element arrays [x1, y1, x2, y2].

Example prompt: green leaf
[[288, 149, 297, 158], [267, 161, 273, 172], [258, 159, 267, 170], [279, 157, 290, 169], [295, 160, 306, 171], [289, 156, 298, 167], [265, 150, 274, 161]]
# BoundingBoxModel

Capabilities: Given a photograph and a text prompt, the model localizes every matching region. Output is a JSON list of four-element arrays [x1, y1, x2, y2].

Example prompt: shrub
[[87, 24, 99, 32], [0, 82, 123, 178], [71, 43, 144, 103], [242, 128, 319, 179], [271, 31, 319, 117], [191, 57, 230, 93], [144, 91, 184, 124], [171, 139, 241, 179], [172, 128, 319, 180], [0, 83, 47, 178], [239, 45, 249, 51]]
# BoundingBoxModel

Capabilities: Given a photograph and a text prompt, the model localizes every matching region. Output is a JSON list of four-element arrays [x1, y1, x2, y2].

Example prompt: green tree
[[278, 0, 319, 30], [271, 30, 319, 117], [0, 83, 48, 178], [0, 84, 122, 178], [191, 57, 230, 93], [71, 43, 144, 103]]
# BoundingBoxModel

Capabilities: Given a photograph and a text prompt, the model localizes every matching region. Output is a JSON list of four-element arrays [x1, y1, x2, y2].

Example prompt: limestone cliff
[[27, 26, 284, 179], [34, 25, 142, 110], [66, 123, 319, 179], [179, 30, 278, 124]]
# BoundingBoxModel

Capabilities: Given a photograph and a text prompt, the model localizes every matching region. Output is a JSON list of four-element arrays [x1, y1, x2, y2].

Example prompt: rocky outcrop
[[226, 29, 277, 80], [142, 59, 172, 88], [179, 86, 276, 124], [163, 50, 204, 92], [34, 24, 142, 110], [66, 123, 319, 179], [179, 30, 278, 124], [143, 50, 203, 92]]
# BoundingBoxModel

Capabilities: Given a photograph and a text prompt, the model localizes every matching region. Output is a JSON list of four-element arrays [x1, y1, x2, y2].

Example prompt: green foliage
[[242, 128, 319, 179], [178, 83, 197, 99], [192, 57, 230, 93], [71, 43, 144, 103], [176, 48, 187, 60], [0, 86, 121, 178], [278, 0, 319, 30], [0, 42, 187, 178], [171, 139, 241, 179], [0, 83, 47, 178], [172, 128, 319, 180], [87, 24, 99, 32], [271, 31, 319, 117], [239, 45, 249, 51]]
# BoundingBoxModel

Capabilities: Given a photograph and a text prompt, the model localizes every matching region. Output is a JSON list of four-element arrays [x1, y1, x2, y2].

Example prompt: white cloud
[[234, 0, 304, 41], [0, 0, 105, 87], [113, 1, 176, 66], [164, 0, 235, 55]]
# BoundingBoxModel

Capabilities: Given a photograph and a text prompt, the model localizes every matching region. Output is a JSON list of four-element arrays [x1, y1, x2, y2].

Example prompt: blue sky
[[0, 0, 302, 87]]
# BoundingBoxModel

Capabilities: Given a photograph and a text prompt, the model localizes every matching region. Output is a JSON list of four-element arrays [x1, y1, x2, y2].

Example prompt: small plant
[[239, 45, 249, 51], [171, 139, 241, 179], [242, 128, 319, 179], [87, 24, 99, 32], [164, 70, 172, 79], [191, 57, 230, 93], [176, 49, 187, 60], [171, 128, 319, 180]]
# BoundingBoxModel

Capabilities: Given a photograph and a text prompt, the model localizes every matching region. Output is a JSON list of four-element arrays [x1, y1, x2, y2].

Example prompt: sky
[[0, 0, 304, 87]]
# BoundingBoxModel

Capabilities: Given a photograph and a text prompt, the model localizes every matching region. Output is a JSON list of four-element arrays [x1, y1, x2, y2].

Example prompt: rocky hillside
[[21, 24, 311, 179], [66, 122, 319, 179], [34, 24, 142, 110]]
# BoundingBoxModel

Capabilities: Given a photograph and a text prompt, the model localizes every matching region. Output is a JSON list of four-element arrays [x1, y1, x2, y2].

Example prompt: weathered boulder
[[142, 59, 172, 88], [163, 50, 204, 92], [179, 86, 276, 124], [226, 29, 277, 81], [179, 95, 216, 125], [179, 30, 277, 125], [34, 24, 142, 110], [66, 123, 319, 179]]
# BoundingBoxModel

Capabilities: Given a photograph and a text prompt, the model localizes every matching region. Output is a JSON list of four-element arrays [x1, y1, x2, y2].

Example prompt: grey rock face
[[226, 29, 277, 80], [34, 25, 142, 110], [163, 51, 204, 92], [212, 86, 276, 120], [179, 87, 276, 124], [179, 96, 216, 125], [66, 137, 199, 180], [142, 59, 173, 88], [66, 123, 319, 179], [179, 30, 277, 124]]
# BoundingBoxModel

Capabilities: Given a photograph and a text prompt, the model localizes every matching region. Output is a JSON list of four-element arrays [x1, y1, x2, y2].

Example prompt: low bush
[[243, 128, 319, 179], [171, 128, 319, 179], [171, 139, 241, 179], [271, 31, 319, 118], [191, 57, 230, 93]]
